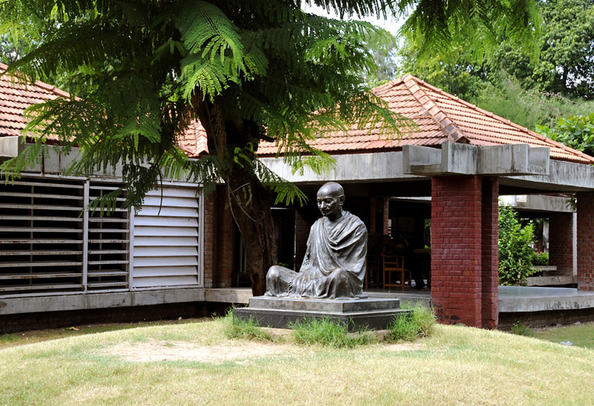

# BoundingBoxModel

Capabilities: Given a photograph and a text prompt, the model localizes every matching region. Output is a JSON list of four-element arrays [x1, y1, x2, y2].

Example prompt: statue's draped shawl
[[267, 211, 367, 299]]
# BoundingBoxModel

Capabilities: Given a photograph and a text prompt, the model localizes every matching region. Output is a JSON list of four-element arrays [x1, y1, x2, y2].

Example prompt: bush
[[498, 205, 536, 286], [532, 251, 549, 266], [386, 304, 436, 342], [289, 317, 378, 348]]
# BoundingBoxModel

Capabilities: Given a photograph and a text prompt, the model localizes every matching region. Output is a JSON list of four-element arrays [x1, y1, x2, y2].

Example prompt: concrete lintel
[[0, 136, 20, 158], [499, 195, 574, 213], [404, 142, 550, 176], [506, 160, 594, 192], [0, 288, 206, 316], [261, 151, 419, 183], [402, 145, 442, 175]]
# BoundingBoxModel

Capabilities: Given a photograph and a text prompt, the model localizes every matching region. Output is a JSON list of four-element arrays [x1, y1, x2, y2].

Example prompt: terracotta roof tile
[[0, 63, 209, 157], [0, 63, 71, 140], [258, 74, 594, 165], [176, 121, 209, 158]]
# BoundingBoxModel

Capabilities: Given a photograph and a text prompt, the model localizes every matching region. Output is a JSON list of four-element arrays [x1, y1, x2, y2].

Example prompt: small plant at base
[[224, 310, 275, 342], [289, 317, 378, 348], [386, 304, 436, 342], [511, 321, 534, 337]]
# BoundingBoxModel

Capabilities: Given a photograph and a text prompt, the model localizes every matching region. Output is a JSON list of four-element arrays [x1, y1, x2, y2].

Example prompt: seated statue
[[265, 182, 367, 299]]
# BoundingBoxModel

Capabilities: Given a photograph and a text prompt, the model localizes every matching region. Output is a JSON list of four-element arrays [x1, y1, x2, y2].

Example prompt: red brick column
[[577, 192, 594, 290], [213, 186, 235, 288], [481, 177, 499, 329], [549, 212, 574, 275], [431, 175, 483, 327], [203, 192, 216, 288]]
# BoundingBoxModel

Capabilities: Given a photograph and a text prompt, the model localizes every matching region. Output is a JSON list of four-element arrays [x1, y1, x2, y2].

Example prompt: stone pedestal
[[233, 296, 410, 331]]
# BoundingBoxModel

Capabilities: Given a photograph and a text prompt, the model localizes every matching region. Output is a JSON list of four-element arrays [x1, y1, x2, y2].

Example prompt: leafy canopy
[[0, 0, 542, 211], [0, 0, 404, 208]]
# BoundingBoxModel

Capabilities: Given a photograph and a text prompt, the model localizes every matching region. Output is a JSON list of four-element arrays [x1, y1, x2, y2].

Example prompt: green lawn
[[1, 318, 594, 405]]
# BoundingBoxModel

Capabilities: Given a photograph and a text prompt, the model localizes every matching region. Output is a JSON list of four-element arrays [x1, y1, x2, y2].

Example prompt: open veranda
[[1, 316, 594, 405]]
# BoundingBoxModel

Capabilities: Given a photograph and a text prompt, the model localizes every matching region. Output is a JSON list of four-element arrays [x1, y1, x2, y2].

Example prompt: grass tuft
[[289, 317, 378, 348], [224, 310, 275, 342], [386, 304, 436, 342]]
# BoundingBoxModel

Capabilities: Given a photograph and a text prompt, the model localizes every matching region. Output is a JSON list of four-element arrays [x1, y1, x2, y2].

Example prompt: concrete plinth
[[233, 296, 410, 331]]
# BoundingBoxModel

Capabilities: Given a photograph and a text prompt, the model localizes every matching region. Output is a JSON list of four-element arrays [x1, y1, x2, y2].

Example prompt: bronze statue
[[265, 182, 367, 299]]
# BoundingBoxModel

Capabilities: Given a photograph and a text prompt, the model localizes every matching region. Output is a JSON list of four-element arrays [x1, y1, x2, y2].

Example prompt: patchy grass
[[0, 319, 204, 350], [532, 322, 594, 349], [2, 319, 594, 405]]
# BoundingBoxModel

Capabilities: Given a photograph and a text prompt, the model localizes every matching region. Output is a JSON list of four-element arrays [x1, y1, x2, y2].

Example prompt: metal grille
[[0, 178, 85, 293], [86, 182, 130, 290]]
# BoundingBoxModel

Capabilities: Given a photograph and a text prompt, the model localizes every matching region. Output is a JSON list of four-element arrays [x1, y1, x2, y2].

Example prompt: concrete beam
[[503, 159, 594, 192], [260, 151, 420, 184], [0, 288, 206, 316], [499, 195, 574, 213], [403, 142, 550, 176], [0, 136, 19, 158]]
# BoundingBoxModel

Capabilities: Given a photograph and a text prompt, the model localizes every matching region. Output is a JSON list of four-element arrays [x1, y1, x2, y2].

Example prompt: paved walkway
[[498, 286, 594, 313], [210, 286, 594, 313]]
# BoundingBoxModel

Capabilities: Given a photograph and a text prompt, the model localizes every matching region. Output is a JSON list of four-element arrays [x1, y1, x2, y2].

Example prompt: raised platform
[[233, 296, 410, 331]]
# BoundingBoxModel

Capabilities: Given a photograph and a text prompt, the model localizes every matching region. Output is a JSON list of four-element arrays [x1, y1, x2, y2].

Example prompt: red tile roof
[[258, 74, 594, 165], [2, 65, 590, 165], [176, 120, 209, 158], [0, 63, 209, 157], [0, 62, 71, 139]]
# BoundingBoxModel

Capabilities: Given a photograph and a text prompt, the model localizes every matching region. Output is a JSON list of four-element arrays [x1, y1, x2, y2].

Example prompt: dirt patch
[[106, 340, 294, 364], [106, 338, 424, 364]]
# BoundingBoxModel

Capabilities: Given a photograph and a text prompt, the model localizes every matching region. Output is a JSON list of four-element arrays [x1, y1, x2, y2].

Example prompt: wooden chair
[[382, 253, 411, 291]]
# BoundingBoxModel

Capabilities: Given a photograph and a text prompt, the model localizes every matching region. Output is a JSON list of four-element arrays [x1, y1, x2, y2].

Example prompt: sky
[[301, 3, 404, 35]]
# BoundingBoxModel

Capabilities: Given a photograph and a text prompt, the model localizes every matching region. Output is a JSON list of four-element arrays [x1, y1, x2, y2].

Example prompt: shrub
[[386, 304, 436, 342], [532, 251, 549, 266], [498, 205, 536, 286], [289, 317, 378, 348]]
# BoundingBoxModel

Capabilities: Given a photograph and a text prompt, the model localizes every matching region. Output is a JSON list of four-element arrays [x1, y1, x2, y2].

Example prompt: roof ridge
[[394, 75, 594, 162], [424, 81, 591, 159], [401, 75, 468, 143]]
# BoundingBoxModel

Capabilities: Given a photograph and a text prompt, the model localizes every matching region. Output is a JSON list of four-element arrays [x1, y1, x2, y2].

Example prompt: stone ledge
[[234, 296, 410, 332]]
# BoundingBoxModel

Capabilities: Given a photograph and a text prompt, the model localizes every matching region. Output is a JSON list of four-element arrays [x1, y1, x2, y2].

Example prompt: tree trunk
[[225, 164, 277, 296], [195, 99, 278, 296]]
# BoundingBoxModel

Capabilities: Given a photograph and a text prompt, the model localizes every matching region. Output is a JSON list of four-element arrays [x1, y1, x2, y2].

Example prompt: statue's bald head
[[317, 182, 344, 198], [317, 182, 345, 221]]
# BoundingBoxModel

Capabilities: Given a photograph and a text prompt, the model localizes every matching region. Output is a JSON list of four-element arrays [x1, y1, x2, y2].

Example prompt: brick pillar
[[549, 212, 574, 275], [577, 192, 594, 290], [202, 187, 235, 288], [481, 177, 499, 329], [203, 192, 216, 288], [431, 175, 483, 327]]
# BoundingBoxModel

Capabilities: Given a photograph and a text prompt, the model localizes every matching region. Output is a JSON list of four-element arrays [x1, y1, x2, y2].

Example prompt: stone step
[[234, 296, 410, 332]]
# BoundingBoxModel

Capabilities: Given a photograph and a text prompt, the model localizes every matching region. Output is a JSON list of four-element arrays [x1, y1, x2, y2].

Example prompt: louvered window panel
[[0, 179, 85, 293], [86, 182, 130, 290], [131, 186, 202, 288]]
